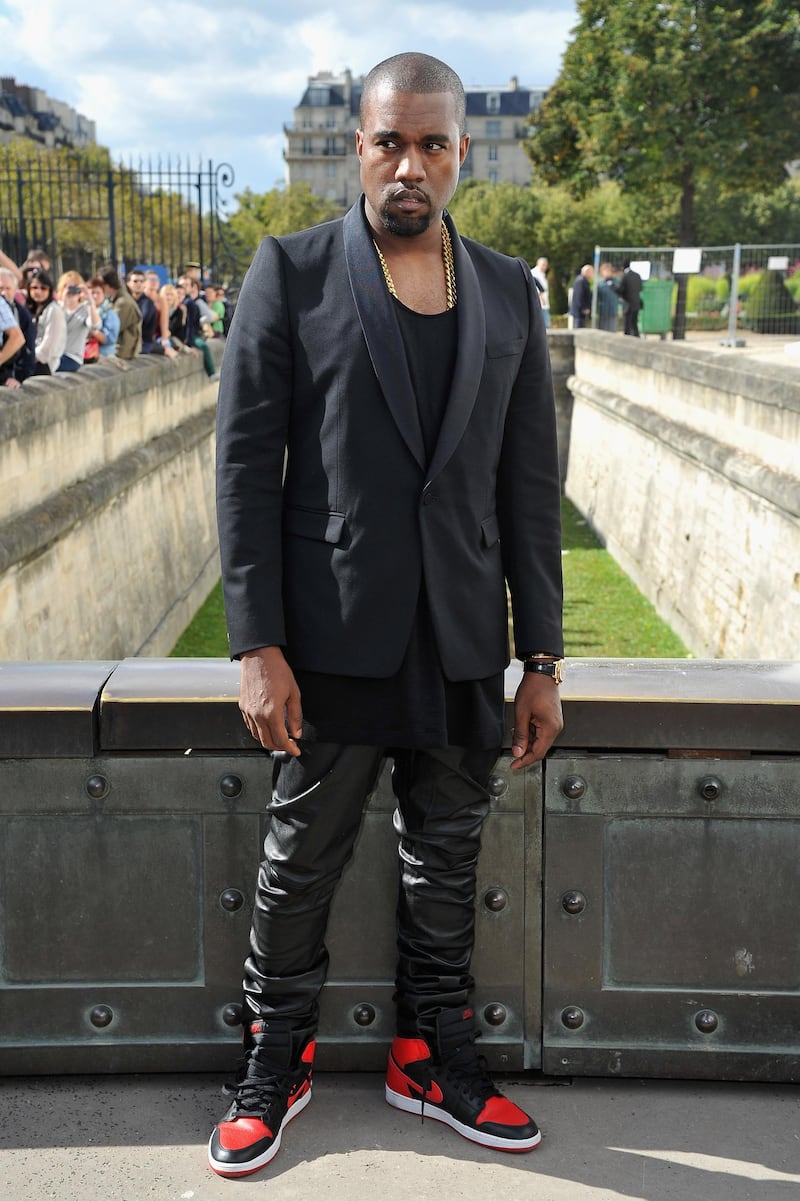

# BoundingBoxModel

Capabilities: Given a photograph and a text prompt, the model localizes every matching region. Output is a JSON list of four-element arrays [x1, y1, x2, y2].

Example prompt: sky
[[0, 0, 578, 200]]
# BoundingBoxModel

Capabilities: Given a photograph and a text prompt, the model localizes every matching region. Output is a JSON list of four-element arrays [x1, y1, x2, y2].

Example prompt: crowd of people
[[0, 245, 230, 389]]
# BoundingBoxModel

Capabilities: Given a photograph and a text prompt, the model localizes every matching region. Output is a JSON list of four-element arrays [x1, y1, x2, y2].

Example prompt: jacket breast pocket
[[283, 507, 346, 544], [486, 337, 524, 360]]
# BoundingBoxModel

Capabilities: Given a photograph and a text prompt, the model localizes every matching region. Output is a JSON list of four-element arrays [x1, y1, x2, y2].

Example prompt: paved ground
[[654, 329, 800, 364], [2, 1070, 799, 1201]]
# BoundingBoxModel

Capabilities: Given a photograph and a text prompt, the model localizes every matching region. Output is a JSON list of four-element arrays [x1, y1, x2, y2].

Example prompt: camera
[[66, 285, 82, 295]]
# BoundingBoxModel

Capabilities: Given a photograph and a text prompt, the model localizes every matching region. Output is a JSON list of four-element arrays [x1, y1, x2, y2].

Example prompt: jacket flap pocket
[[481, 513, 500, 547], [284, 507, 346, 543], [486, 337, 524, 359]]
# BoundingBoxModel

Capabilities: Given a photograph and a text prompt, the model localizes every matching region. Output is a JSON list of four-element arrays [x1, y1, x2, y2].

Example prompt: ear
[[355, 128, 364, 161], [458, 133, 470, 166]]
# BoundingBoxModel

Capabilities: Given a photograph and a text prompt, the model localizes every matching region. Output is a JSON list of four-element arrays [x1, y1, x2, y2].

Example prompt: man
[[569, 263, 594, 328], [531, 255, 551, 328], [0, 266, 35, 385], [98, 266, 142, 359], [596, 262, 620, 332], [210, 52, 564, 1179], [617, 261, 643, 336], [0, 272, 27, 386]]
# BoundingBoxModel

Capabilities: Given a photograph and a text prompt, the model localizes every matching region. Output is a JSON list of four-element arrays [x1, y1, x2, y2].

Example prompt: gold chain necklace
[[373, 222, 457, 310]]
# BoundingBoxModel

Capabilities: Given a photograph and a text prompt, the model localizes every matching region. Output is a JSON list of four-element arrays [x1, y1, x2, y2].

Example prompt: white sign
[[672, 247, 703, 274], [630, 260, 651, 281], [767, 256, 789, 271]]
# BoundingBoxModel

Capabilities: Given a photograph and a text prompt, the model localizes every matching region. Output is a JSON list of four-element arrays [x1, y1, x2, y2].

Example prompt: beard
[[379, 203, 432, 238]]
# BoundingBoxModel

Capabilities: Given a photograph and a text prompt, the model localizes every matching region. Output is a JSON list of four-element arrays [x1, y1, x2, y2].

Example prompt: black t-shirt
[[294, 300, 505, 751]]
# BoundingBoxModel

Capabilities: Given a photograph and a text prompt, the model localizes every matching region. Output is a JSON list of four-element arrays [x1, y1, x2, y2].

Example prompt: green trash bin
[[639, 279, 674, 337]]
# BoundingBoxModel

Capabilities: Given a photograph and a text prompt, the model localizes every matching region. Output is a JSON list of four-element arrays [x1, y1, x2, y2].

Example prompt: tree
[[527, 1, 800, 250], [227, 184, 341, 260]]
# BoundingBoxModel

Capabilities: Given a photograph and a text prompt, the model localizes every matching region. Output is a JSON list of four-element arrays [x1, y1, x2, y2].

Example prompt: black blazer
[[216, 198, 563, 681]]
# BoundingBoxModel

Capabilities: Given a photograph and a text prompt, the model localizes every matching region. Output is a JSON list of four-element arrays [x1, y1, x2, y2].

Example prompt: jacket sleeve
[[215, 237, 292, 659], [496, 259, 564, 658]]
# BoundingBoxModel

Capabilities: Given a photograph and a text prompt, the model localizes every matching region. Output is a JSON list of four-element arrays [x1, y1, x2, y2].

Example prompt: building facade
[[284, 70, 546, 209], [0, 78, 96, 150]]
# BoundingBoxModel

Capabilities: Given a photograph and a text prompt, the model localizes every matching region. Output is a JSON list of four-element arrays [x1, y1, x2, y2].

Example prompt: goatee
[[380, 208, 431, 238]]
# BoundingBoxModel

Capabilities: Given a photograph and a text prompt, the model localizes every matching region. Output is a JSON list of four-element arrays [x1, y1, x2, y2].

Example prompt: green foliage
[[527, 1, 800, 244], [448, 179, 544, 260], [227, 184, 341, 260], [743, 269, 800, 333]]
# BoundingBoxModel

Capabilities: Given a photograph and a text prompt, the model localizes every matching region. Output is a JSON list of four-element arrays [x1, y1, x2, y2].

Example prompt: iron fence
[[592, 243, 800, 342], [0, 154, 250, 286]]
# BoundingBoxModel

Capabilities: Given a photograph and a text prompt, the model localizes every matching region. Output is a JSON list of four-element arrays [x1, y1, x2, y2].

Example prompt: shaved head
[[360, 52, 466, 133]]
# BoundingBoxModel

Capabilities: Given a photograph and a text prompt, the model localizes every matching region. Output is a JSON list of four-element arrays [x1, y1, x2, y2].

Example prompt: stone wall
[[562, 330, 800, 658], [0, 351, 221, 660]]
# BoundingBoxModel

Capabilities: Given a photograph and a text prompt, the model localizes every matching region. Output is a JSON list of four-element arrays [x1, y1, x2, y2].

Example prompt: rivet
[[488, 774, 507, 797], [562, 776, 586, 800], [484, 1003, 507, 1027], [695, 1009, 719, 1033], [353, 1003, 376, 1027], [699, 777, 721, 802], [219, 774, 243, 799], [222, 1003, 242, 1027], [89, 1004, 113, 1028], [484, 888, 508, 912], [86, 774, 109, 800], [562, 890, 587, 915], [561, 1006, 585, 1030], [220, 888, 245, 912]]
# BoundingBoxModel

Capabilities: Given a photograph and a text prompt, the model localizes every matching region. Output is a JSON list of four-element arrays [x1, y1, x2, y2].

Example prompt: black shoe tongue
[[249, 1020, 294, 1069], [435, 1007, 476, 1058]]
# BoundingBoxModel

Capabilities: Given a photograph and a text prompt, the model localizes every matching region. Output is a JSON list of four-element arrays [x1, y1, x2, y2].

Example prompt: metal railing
[[592, 242, 800, 342], [0, 152, 250, 285]]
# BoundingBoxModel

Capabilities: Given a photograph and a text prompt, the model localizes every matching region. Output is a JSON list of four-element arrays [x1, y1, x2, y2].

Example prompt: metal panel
[[543, 754, 800, 1081], [0, 751, 539, 1075]]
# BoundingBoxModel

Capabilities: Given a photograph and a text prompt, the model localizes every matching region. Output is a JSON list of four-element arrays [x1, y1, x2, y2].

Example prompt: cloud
[[0, 0, 577, 193]]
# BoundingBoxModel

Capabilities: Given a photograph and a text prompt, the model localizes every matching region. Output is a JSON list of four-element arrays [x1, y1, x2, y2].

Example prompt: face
[[161, 285, 176, 306], [175, 284, 186, 302], [127, 272, 145, 297], [28, 278, 51, 303], [90, 285, 105, 306], [0, 275, 15, 303], [356, 87, 468, 239], [145, 275, 160, 297]]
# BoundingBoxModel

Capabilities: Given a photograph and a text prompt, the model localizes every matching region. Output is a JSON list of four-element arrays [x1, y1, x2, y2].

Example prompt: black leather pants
[[242, 741, 499, 1036]]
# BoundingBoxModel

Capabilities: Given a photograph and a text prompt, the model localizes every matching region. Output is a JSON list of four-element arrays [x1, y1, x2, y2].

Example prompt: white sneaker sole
[[208, 1083, 312, 1177], [386, 1083, 541, 1152]]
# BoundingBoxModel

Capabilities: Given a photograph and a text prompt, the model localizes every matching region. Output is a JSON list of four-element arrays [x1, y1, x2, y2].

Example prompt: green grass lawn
[[170, 499, 689, 659], [559, 498, 689, 658]]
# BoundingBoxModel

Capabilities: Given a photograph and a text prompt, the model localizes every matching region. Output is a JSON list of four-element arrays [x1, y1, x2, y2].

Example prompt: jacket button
[[422, 493, 436, 506]]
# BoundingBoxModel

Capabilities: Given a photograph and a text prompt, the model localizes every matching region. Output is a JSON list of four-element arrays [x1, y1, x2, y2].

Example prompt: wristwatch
[[522, 654, 565, 684]]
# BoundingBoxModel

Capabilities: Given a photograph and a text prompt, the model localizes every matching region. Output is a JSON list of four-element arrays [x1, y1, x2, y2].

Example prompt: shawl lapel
[[342, 200, 486, 482], [343, 200, 426, 471]]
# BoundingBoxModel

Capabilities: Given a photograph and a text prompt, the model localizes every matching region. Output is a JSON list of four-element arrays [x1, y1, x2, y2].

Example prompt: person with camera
[[56, 272, 101, 372]]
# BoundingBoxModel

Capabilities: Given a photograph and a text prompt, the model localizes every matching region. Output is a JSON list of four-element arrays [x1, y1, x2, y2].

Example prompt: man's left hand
[[510, 671, 564, 770]]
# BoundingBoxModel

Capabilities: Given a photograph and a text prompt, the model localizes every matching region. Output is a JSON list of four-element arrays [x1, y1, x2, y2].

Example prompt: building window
[[488, 144, 498, 161], [487, 93, 500, 114], [302, 138, 313, 155], [486, 120, 501, 137], [302, 117, 313, 129], [325, 136, 338, 155], [326, 114, 336, 128], [489, 169, 498, 184], [326, 162, 337, 177]]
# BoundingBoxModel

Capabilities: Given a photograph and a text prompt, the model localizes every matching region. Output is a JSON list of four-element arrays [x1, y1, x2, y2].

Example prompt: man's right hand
[[239, 646, 303, 756]]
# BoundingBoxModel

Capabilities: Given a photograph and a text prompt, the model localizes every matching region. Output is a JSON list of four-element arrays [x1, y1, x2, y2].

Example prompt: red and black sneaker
[[208, 1020, 315, 1178], [386, 1006, 541, 1152]]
